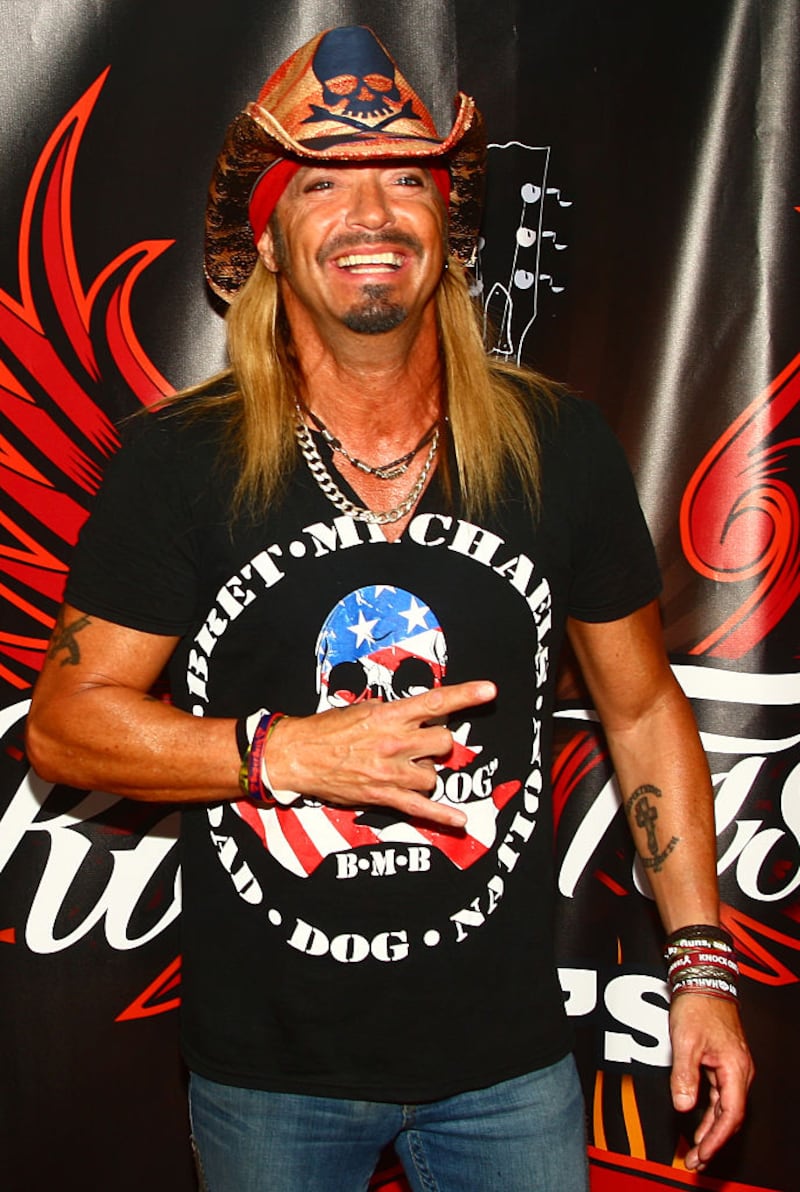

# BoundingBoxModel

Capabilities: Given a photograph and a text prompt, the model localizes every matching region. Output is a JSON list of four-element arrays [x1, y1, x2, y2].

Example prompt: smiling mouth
[[334, 251, 405, 272]]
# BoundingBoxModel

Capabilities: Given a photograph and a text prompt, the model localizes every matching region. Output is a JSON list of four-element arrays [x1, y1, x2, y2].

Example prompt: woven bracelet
[[671, 972, 739, 1001], [664, 923, 739, 1004]]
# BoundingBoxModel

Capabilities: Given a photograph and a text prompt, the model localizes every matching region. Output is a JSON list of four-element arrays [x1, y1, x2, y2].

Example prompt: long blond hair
[[180, 256, 557, 518]]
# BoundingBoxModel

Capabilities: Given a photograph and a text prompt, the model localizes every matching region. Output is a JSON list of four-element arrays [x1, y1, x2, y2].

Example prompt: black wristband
[[235, 717, 250, 761], [664, 923, 734, 951]]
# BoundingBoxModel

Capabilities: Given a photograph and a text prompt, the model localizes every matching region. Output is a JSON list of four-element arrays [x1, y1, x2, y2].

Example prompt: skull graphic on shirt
[[228, 584, 521, 879], [315, 585, 446, 711]]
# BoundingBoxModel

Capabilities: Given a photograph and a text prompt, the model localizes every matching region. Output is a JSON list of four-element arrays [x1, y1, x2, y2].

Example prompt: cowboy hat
[[205, 25, 486, 301]]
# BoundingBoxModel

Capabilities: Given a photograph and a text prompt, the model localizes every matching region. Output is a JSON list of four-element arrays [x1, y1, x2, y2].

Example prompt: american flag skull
[[227, 584, 521, 878], [315, 586, 447, 712]]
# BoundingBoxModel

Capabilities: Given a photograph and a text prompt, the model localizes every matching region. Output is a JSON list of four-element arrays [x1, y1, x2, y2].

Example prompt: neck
[[282, 287, 444, 441]]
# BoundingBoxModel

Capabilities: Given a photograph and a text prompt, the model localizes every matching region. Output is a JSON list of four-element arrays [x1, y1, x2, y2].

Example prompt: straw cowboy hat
[[205, 24, 486, 301]]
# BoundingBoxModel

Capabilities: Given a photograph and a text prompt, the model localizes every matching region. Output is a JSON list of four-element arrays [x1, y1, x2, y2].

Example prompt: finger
[[670, 1037, 701, 1115], [683, 1090, 719, 1170], [695, 1076, 748, 1165], [361, 724, 452, 784], [694, 1087, 720, 1145], [404, 680, 497, 724], [367, 786, 467, 828], [687, 1110, 730, 1170], [404, 723, 455, 764], [685, 1062, 750, 1170], [406, 755, 439, 792]]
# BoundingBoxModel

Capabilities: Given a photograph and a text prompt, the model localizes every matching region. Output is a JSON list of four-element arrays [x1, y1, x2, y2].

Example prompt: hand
[[669, 992, 754, 1171], [264, 680, 497, 828]]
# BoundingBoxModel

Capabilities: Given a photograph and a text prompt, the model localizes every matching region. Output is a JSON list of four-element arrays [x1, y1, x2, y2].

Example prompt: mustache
[[317, 230, 423, 265]]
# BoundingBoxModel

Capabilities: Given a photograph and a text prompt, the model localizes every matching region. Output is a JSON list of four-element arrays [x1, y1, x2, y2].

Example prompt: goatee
[[342, 285, 407, 335]]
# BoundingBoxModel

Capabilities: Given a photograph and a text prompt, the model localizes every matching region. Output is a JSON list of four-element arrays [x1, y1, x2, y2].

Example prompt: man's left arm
[[567, 599, 754, 1172]]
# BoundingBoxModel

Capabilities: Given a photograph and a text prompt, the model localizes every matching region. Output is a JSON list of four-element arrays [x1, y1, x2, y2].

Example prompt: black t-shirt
[[66, 392, 661, 1100]]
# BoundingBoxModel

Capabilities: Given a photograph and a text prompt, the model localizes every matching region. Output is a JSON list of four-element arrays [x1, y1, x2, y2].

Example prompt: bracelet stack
[[664, 924, 739, 1003], [237, 708, 287, 804]]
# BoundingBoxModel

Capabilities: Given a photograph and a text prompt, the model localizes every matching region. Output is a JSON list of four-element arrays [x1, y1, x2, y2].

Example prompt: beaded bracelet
[[663, 924, 739, 1004]]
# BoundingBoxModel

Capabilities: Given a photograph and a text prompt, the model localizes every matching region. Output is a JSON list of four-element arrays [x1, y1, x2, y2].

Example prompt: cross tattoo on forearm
[[635, 795, 659, 856], [625, 783, 680, 873]]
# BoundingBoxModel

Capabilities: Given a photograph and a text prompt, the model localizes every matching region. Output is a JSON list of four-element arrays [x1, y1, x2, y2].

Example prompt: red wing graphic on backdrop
[[0, 74, 180, 1020], [116, 955, 183, 1022], [680, 353, 800, 658], [0, 70, 173, 694], [720, 902, 800, 985]]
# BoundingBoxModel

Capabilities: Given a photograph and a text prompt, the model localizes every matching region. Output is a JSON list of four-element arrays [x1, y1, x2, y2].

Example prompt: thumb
[[670, 1038, 700, 1113]]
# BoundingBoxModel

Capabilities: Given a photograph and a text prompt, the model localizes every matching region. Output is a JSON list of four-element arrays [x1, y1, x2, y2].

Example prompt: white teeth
[[336, 252, 403, 269]]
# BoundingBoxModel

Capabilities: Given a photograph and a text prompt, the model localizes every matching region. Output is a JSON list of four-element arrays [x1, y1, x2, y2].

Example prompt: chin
[[342, 290, 408, 335], [342, 308, 408, 335]]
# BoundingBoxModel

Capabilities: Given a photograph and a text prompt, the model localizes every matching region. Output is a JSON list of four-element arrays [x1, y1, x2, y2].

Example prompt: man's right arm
[[25, 604, 241, 801], [26, 604, 491, 826]]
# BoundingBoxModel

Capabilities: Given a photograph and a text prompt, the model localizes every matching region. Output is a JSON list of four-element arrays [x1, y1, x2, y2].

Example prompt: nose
[[345, 171, 393, 231]]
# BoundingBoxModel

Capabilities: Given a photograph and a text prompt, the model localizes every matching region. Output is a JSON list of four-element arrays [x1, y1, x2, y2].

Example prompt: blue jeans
[[188, 1056, 589, 1191]]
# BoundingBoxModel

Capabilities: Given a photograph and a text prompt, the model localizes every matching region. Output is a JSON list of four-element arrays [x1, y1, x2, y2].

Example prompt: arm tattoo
[[625, 783, 679, 873], [48, 611, 92, 667]]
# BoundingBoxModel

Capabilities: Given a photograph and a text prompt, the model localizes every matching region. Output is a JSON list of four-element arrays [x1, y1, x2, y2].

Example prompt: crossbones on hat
[[205, 25, 486, 301]]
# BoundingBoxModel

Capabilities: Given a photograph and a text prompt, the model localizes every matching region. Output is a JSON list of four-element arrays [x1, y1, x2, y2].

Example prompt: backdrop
[[1, 2, 797, 1190]]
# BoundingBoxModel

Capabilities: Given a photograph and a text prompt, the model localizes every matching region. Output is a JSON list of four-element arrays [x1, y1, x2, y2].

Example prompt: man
[[27, 25, 752, 1192]]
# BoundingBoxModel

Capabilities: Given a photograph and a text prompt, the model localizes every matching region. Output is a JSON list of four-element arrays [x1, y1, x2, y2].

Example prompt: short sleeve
[[65, 411, 207, 634], [559, 398, 662, 622]]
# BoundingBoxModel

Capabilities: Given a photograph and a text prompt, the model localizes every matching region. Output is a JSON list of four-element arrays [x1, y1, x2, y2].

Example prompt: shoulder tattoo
[[48, 610, 92, 667]]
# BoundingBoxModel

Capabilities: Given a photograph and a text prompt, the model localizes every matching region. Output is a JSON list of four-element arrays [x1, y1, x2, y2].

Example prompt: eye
[[326, 661, 367, 705], [392, 657, 436, 699], [302, 175, 336, 193], [394, 172, 425, 188], [304, 174, 333, 190], [325, 74, 358, 96]]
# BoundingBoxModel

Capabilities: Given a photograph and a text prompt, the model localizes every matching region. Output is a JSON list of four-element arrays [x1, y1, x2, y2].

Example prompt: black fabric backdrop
[[1, 3, 797, 1189]]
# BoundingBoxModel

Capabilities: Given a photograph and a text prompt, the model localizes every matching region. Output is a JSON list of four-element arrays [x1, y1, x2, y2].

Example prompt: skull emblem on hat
[[316, 585, 446, 711], [310, 26, 407, 124]]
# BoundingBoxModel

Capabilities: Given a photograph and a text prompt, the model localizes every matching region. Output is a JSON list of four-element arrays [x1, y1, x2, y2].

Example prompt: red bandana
[[249, 163, 451, 244]]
